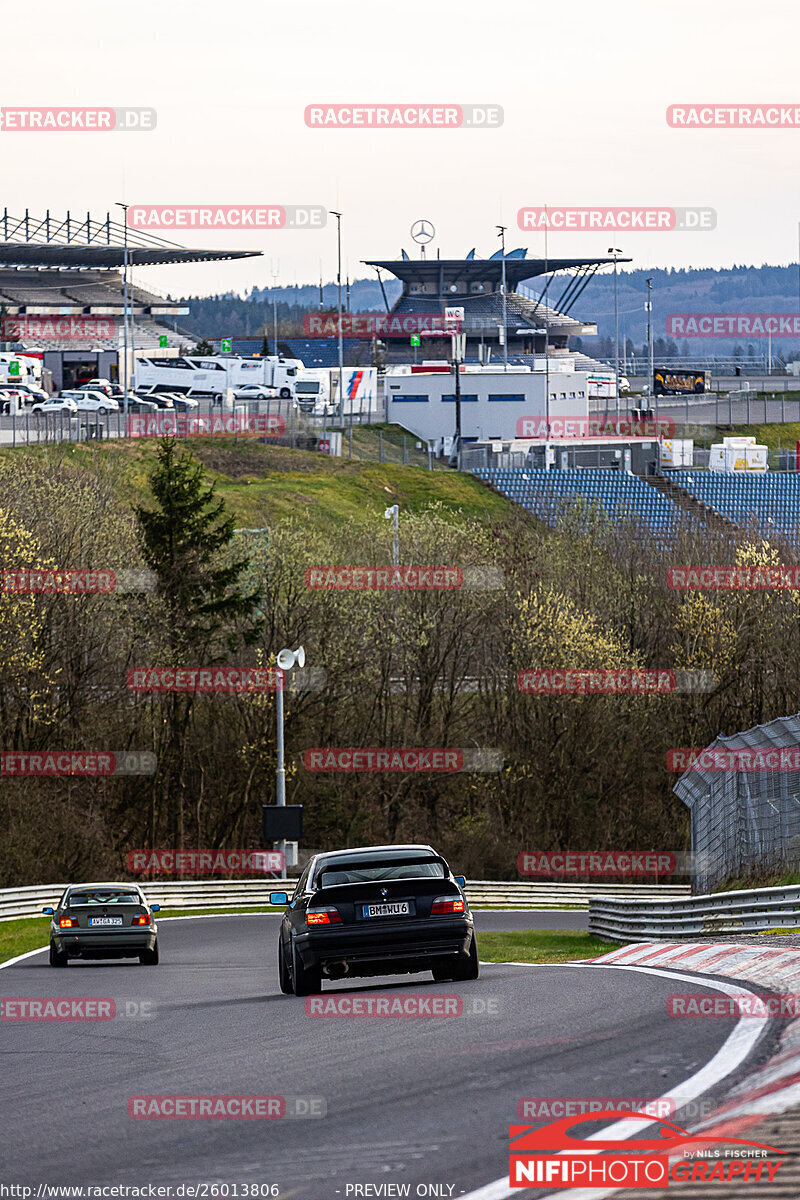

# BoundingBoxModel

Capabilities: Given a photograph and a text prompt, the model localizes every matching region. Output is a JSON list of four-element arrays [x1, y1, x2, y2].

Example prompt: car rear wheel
[[451, 934, 480, 981], [98, 406, 107, 415], [49, 941, 68, 968], [280, 388, 291, 399], [139, 940, 159, 965], [278, 939, 293, 994], [291, 941, 321, 996]]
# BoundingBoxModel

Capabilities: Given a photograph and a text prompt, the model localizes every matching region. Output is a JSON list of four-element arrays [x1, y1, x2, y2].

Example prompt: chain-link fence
[[674, 714, 800, 892]]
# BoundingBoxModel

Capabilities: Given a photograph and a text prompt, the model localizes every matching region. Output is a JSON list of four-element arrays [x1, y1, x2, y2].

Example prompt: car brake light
[[133, 914, 151, 926], [431, 896, 465, 915], [59, 916, 79, 928], [307, 907, 342, 926]]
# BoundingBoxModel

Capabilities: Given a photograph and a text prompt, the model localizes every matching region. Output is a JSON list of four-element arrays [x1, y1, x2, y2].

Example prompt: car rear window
[[318, 861, 444, 886], [68, 889, 142, 906]]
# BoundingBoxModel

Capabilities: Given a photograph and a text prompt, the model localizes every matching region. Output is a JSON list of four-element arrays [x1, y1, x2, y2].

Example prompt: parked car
[[121, 397, 161, 414], [1, 381, 48, 403], [60, 390, 119, 414], [138, 392, 175, 410], [31, 395, 79, 416], [166, 394, 200, 410], [0, 389, 28, 414], [234, 384, 278, 400], [79, 378, 120, 397]]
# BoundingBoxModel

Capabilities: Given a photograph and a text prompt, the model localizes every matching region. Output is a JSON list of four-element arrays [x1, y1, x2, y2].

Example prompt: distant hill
[[177, 264, 800, 360]]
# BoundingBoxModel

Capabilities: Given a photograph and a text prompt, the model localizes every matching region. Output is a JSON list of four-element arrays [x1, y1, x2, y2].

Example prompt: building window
[[487, 394, 526, 402], [441, 393, 478, 403], [391, 394, 429, 403]]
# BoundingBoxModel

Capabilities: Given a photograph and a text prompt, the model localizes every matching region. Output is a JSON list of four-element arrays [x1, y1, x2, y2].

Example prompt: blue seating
[[672, 472, 800, 545], [473, 468, 681, 535]]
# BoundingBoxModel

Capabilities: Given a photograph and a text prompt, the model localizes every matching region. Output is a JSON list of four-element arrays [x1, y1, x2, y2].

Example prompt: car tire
[[139, 940, 159, 966], [98, 407, 107, 415], [280, 388, 291, 399], [291, 941, 321, 996], [278, 938, 293, 995], [49, 941, 68, 968], [451, 934, 480, 981]]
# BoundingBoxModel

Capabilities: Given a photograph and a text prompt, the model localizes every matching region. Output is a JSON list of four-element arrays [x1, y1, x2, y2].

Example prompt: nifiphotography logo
[[508, 1112, 784, 1188]]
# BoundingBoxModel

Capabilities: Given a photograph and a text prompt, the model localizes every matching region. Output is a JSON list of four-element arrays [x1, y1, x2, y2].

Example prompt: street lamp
[[330, 211, 345, 423], [646, 278, 654, 415], [497, 224, 508, 371], [609, 248, 623, 419], [384, 504, 399, 565], [275, 644, 305, 862], [115, 202, 130, 403]]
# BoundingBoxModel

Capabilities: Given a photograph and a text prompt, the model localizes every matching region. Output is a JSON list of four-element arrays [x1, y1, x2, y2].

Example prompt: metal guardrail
[[589, 884, 800, 942], [0, 880, 690, 921]]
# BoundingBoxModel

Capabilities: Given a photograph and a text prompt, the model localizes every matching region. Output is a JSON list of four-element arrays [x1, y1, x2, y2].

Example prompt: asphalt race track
[[1, 914, 758, 1197]]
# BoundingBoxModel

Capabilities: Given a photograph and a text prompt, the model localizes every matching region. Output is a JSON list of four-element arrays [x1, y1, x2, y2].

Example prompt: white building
[[385, 365, 589, 445]]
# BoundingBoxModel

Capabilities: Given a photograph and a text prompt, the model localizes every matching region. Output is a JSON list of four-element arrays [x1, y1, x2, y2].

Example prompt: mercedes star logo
[[410, 219, 435, 244]]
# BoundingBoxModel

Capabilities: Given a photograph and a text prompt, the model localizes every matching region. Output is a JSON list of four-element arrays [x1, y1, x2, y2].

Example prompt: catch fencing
[[0, 879, 690, 921]]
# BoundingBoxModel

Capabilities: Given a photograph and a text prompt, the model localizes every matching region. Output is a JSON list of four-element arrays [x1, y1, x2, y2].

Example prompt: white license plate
[[89, 916, 123, 926], [362, 902, 410, 918]]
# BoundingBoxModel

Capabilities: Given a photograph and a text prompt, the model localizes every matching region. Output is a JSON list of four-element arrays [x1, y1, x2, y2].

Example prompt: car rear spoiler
[[317, 854, 451, 877]]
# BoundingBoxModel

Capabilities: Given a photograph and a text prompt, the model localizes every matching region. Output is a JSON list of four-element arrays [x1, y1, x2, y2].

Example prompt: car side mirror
[[454, 876, 466, 888], [269, 891, 289, 906], [150, 904, 160, 912], [42, 906, 54, 915]]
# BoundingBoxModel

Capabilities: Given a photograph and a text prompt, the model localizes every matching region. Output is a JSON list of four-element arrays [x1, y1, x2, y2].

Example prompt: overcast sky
[[3, 0, 798, 299]]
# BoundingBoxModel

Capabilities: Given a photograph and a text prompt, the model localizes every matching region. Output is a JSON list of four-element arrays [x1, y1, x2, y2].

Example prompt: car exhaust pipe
[[324, 961, 349, 979]]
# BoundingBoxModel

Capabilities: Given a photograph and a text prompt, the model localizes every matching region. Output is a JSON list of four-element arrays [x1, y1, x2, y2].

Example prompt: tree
[[136, 438, 260, 657], [193, 338, 214, 356], [135, 439, 262, 847]]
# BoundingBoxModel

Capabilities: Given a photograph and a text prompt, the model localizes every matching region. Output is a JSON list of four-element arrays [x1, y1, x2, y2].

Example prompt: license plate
[[362, 902, 410, 919], [89, 916, 123, 926]]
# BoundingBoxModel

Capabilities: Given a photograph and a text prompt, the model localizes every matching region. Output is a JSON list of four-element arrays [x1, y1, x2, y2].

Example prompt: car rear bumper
[[294, 917, 473, 976], [53, 928, 157, 959]]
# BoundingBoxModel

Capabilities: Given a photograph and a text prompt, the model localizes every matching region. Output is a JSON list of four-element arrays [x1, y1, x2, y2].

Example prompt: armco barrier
[[589, 883, 800, 942], [0, 879, 690, 921]]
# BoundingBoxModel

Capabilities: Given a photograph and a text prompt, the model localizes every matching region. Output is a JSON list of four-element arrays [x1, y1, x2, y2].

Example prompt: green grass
[[725, 421, 800, 451], [0, 906, 285, 966], [477, 930, 619, 964], [0, 433, 513, 532], [1, 912, 607, 967]]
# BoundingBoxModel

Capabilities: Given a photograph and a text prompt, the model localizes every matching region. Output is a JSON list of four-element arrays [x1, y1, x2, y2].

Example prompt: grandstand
[[362, 248, 628, 371], [0, 209, 260, 385], [670, 472, 800, 547], [473, 468, 683, 534]]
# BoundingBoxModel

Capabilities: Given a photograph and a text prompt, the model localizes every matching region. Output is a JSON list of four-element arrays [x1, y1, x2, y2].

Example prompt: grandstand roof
[[0, 210, 260, 269], [363, 254, 632, 290], [0, 243, 258, 269]]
